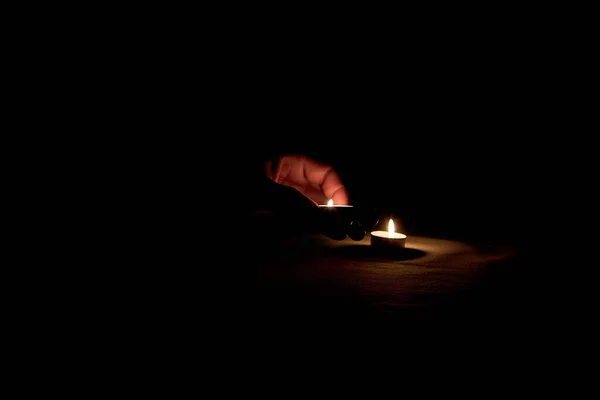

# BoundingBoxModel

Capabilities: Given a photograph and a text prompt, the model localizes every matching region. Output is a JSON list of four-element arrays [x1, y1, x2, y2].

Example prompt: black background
[[221, 67, 557, 251], [202, 28, 569, 251], [103, 16, 579, 270]]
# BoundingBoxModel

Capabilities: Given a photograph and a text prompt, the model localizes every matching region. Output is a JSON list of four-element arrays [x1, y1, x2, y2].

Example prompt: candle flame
[[388, 219, 395, 237], [327, 199, 333, 207]]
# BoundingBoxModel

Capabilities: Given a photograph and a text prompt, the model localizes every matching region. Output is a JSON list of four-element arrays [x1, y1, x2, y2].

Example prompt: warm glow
[[388, 219, 395, 237], [327, 199, 333, 207]]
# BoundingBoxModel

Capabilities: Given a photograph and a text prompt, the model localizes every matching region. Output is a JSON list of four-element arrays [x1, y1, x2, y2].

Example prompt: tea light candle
[[318, 199, 353, 209], [318, 199, 355, 240], [371, 219, 407, 249]]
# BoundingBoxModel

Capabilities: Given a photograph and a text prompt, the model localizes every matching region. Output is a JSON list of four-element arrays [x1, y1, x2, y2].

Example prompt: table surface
[[245, 224, 538, 333]]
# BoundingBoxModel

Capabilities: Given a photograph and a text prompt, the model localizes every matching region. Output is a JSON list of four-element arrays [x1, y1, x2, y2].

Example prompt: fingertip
[[332, 189, 351, 206]]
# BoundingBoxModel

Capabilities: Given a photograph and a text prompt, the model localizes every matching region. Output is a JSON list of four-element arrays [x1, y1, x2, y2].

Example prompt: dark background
[[60, 11, 596, 360], [228, 77, 554, 252], [207, 30, 569, 252], [34, 7, 593, 361], [112, 19, 578, 264]]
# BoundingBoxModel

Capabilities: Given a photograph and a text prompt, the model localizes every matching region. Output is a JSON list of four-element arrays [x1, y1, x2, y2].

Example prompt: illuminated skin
[[265, 154, 350, 206]]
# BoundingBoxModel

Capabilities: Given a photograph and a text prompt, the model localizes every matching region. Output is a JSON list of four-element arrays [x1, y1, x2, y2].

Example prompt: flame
[[388, 219, 395, 237], [327, 199, 333, 207]]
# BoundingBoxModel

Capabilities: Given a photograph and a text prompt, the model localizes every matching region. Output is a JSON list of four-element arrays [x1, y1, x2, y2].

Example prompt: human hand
[[265, 154, 350, 206]]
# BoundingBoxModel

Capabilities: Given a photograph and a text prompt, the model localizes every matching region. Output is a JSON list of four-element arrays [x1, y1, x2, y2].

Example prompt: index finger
[[319, 167, 350, 205], [267, 154, 351, 205], [298, 155, 350, 205]]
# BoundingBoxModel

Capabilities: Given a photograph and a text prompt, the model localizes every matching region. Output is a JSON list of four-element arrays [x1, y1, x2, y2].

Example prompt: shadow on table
[[328, 244, 427, 261]]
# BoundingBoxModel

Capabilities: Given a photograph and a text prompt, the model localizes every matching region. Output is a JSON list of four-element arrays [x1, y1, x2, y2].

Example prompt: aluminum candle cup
[[370, 230, 407, 249], [317, 199, 354, 211], [370, 218, 407, 249], [318, 199, 354, 240]]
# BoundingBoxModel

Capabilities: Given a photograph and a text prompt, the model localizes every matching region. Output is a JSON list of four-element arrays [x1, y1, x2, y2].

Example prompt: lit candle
[[318, 199, 353, 209], [370, 218, 407, 249], [317, 199, 355, 240]]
